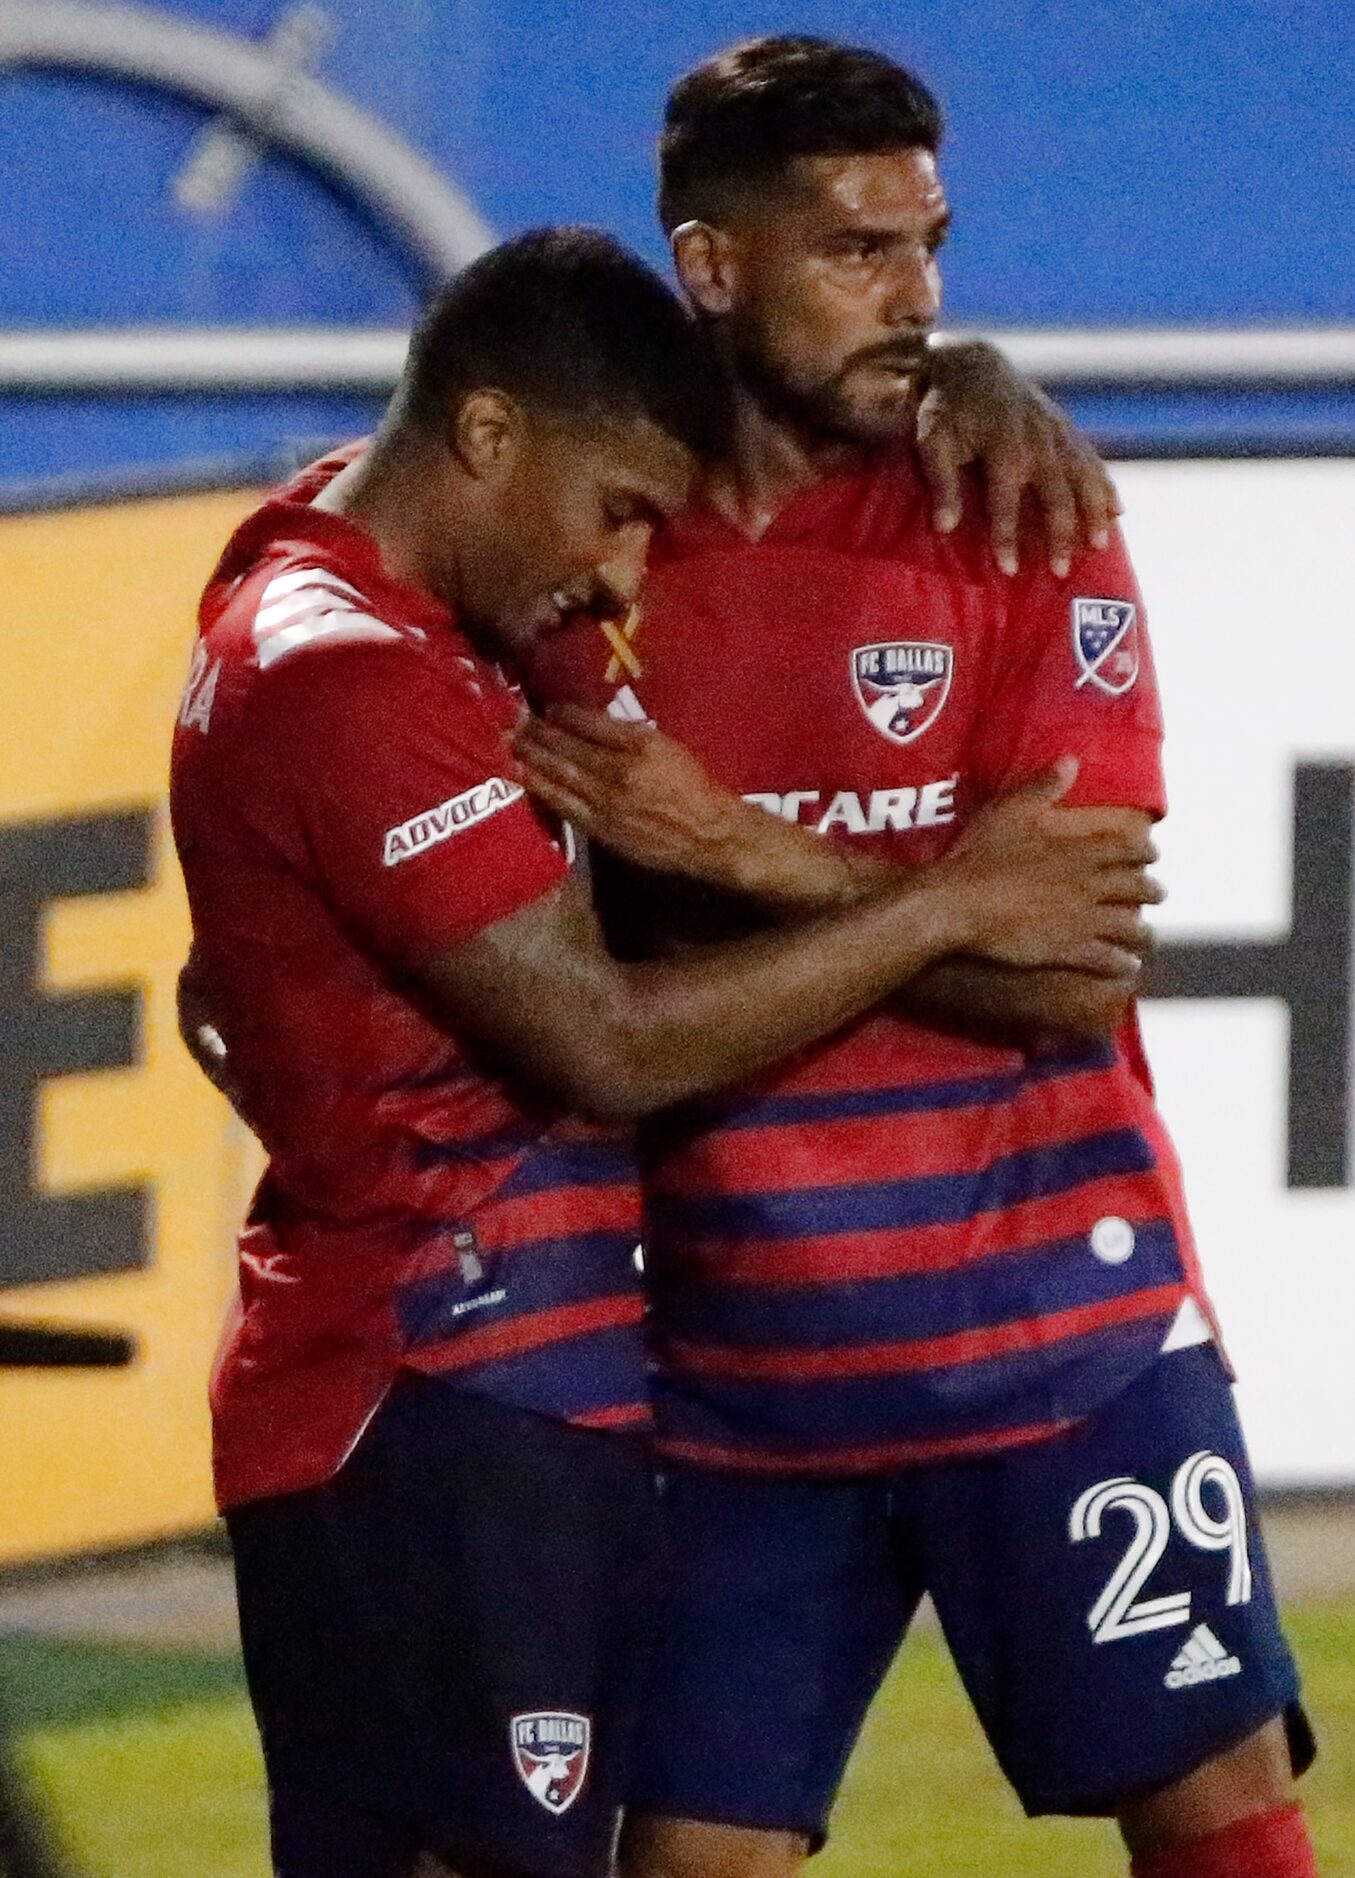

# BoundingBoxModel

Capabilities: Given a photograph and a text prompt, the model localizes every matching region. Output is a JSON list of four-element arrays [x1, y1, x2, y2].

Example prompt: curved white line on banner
[[0, 328, 408, 390], [0, 0, 494, 278], [986, 327, 1355, 386], [3, 326, 1354, 394]]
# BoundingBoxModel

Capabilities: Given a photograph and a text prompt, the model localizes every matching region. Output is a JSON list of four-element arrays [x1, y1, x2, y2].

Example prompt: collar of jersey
[[662, 444, 923, 557]]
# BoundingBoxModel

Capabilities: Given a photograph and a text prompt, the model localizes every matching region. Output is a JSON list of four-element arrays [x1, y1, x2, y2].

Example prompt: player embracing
[[171, 226, 1159, 1878], [521, 39, 1318, 1878]]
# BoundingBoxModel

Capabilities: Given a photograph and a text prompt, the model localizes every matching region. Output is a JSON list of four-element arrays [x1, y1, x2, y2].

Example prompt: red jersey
[[171, 451, 647, 1512], [538, 449, 1211, 1475]]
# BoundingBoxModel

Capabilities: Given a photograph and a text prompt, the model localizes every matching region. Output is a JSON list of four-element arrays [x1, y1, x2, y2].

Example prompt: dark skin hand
[[917, 337, 1122, 577], [179, 765, 1157, 1120], [515, 702, 1159, 1044]]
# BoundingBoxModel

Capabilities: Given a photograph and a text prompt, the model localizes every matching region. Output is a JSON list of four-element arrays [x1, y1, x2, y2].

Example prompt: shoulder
[[211, 554, 413, 672], [829, 446, 991, 577], [203, 552, 507, 746]]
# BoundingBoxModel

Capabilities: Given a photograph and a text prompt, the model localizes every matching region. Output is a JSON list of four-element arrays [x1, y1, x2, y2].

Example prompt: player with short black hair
[[522, 40, 1318, 1878], [400, 225, 730, 465], [173, 225, 1154, 1878]]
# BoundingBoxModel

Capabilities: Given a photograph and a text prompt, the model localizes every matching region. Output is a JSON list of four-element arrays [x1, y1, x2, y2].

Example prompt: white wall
[[1118, 460, 1355, 1486]]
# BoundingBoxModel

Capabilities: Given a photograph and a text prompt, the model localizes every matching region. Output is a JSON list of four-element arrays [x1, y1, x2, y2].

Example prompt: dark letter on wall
[[0, 811, 153, 1289], [1147, 762, 1353, 1190]]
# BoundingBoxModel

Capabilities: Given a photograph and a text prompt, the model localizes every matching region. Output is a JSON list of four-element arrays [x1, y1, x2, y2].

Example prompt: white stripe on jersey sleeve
[[256, 613, 404, 669], [252, 567, 407, 670], [256, 566, 367, 611]]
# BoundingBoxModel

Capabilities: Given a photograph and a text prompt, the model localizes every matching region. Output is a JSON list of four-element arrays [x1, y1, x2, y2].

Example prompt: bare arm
[[896, 955, 1144, 1044], [407, 767, 1154, 1122], [515, 705, 1156, 1044]]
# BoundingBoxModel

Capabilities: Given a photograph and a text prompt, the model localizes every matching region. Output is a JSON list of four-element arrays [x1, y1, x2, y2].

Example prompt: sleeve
[[970, 526, 1167, 816], [255, 642, 570, 962]]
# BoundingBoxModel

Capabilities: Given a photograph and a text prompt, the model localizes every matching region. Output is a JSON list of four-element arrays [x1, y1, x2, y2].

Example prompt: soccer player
[[518, 42, 1319, 1878], [170, 227, 1157, 1878]]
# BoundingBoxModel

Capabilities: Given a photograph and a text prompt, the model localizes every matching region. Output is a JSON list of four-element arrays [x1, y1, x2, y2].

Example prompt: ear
[[670, 220, 738, 318], [450, 389, 522, 481]]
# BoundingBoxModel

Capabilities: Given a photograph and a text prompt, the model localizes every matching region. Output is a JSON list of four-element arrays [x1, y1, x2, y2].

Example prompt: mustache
[[844, 339, 931, 374]]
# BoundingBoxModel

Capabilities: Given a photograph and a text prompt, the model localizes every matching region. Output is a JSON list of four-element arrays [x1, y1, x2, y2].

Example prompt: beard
[[727, 321, 928, 447]]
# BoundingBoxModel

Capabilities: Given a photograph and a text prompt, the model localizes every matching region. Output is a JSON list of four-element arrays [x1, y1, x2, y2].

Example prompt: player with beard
[[519, 40, 1318, 1878]]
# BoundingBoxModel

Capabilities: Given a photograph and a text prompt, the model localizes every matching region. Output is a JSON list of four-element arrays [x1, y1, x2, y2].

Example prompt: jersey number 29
[[1069, 1451, 1253, 1645]]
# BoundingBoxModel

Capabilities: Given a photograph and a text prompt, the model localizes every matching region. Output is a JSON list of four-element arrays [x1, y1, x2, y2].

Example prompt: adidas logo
[[1164, 1624, 1242, 1690]]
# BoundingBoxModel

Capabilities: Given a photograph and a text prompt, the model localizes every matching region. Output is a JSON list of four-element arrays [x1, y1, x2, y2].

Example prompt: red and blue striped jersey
[[171, 450, 647, 1511], [537, 448, 1212, 1474]]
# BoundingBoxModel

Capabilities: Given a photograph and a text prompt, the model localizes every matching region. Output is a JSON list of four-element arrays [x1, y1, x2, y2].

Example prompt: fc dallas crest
[[510, 1711, 591, 1815], [851, 641, 954, 744]]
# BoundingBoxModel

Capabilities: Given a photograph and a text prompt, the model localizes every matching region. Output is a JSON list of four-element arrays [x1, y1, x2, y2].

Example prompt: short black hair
[[660, 36, 943, 232], [401, 226, 729, 460]]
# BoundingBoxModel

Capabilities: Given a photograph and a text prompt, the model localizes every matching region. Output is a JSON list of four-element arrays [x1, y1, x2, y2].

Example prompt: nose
[[881, 245, 941, 330]]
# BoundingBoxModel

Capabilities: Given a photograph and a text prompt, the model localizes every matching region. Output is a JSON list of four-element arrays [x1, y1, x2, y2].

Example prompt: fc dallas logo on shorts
[[851, 642, 954, 744], [1072, 598, 1140, 696], [510, 1711, 591, 1815]]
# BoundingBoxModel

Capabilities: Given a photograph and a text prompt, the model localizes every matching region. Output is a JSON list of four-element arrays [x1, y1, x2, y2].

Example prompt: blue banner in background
[[2, 0, 1353, 494]]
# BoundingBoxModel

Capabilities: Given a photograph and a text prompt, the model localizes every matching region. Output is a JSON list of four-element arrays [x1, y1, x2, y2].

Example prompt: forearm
[[896, 956, 1136, 1043], [698, 811, 1141, 1043], [416, 867, 975, 1124], [578, 870, 976, 1115], [698, 795, 892, 913]]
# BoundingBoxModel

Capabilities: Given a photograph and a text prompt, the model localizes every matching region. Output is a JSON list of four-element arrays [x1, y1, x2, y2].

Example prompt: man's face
[[693, 147, 949, 445], [459, 413, 693, 658]]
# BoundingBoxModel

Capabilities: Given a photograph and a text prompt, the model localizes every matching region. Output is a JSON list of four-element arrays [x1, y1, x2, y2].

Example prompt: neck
[[311, 426, 461, 608], [697, 342, 867, 540]]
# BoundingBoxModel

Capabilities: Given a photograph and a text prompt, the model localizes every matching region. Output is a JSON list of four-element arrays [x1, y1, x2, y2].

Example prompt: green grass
[[2, 1601, 1350, 1877], [822, 1600, 1355, 1878]]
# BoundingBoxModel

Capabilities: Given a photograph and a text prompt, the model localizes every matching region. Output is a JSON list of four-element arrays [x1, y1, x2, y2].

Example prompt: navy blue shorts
[[228, 1375, 661, 1878], [633, 1347, 1312, 1839]]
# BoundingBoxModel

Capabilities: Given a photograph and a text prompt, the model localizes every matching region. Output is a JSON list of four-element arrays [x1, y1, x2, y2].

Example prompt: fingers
[[516, 718, 627, 786], [1035, 459, 1079, 580], [514, 761, 596, 831], [1072, 831, 1159, 871], [1043, 808, 1159, 859], [1068, 445, 1120, 553], [1093, 905, 1157, 951], [515, 736, 610, 817], [985, 454, 1025, 577], [996, 758, 1082, 809], [990, 418, 1119, 577], [544, 700, 649, 749], [1064, 939, 1148, 979], [1098, 865, 1166, 908], [915, 396, 965, 535]]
